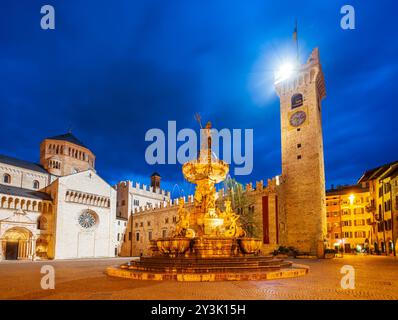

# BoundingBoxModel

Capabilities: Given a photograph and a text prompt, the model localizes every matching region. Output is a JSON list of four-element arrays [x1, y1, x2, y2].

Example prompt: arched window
[[3, 174, 11, 184], [291, 93, 303, 109], [33, 180, 40, 189]]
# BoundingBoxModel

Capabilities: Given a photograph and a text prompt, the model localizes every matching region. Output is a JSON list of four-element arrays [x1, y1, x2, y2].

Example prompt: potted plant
[[324, 248, 336, 259]]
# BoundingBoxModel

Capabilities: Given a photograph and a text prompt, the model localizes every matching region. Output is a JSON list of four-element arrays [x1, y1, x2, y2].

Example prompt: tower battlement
[[133, 195, 194, 214], [116, 180, 171, 197]]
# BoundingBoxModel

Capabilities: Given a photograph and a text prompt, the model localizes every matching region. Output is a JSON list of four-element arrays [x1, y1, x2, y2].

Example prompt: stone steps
[[108, 253, 306, 282], [107, 264, 309, 281], [127, 264, 291, 274], [120, 256, 292, 274]]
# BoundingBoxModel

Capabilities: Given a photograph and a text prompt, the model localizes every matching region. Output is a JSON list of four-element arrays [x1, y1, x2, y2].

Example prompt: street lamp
[[349, 193, 355, 205]]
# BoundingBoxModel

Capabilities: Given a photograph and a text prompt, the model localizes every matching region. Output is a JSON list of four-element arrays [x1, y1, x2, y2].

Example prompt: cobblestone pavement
[[0, 255, 397, 300]]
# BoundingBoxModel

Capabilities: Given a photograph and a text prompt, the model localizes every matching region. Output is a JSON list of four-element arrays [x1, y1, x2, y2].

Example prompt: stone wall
[[0, 164, 50, 191]]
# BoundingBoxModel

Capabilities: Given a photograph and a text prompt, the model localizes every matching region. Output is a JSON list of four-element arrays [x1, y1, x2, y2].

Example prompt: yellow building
[[326, 185, 372, 253], [358, 161, 398, 255]]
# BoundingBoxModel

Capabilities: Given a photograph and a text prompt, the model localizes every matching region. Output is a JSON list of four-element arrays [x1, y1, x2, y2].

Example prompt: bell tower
[[275, 48, 327, 256], [150, 172, 161, 190]]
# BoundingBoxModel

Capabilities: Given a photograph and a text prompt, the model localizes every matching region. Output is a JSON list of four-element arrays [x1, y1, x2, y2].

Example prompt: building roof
[[0, 154, 48, 174], [326, 184, 369, 196], [0, 184, 52, 201], [151, 172, 161, 177], [358, 160, 398, 183], [378, 163, 398, 180], [45, 132, 88, 149]]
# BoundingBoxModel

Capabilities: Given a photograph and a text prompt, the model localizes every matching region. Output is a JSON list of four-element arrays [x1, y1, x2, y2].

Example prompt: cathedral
[[0, 133, 117, 260], [0, 48, 328, 260], [0, 132, 171, 261]]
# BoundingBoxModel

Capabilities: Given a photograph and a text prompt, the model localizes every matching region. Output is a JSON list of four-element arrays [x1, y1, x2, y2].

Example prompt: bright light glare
[[274, 62, 295, 84]]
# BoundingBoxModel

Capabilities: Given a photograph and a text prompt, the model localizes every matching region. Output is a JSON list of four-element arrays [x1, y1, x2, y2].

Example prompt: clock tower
[[275, 48, 327, 256]]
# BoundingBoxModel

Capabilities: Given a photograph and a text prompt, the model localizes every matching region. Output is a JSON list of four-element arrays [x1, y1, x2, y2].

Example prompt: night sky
[[1, 1, 397, 197]]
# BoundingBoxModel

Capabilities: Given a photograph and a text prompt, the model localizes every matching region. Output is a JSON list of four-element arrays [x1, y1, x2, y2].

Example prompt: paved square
[[0, 255, 397, 300]]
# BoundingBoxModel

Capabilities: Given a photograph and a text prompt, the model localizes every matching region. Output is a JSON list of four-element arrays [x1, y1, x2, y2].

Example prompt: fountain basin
[[192, 237, 235, 258], [156, 237, 192, 257], [238, 238, 262, 255], [182, 160, 229, 184]]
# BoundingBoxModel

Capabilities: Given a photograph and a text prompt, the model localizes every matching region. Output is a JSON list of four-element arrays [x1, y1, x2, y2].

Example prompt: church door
[[5, 241, 19, 260]]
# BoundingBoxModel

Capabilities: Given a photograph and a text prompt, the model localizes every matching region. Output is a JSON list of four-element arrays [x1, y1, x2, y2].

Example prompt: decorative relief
[[65, 190, 110, 208]]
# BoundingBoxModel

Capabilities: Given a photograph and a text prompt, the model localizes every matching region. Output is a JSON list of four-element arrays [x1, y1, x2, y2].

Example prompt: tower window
[[297, 143, 301, 148], [291, 93, 303, 109], [297, 128, 301, 132], [33, 180, 40, 189], [297, 155, 302, 160]]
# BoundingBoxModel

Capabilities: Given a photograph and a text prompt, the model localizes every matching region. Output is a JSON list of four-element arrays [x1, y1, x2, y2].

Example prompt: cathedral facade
[[0, 133, 116, 260]]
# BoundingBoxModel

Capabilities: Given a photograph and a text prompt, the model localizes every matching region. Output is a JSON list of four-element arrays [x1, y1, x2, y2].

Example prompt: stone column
[[17, 240, 22, 259], [31, 238, 36, 260], [0, 240, 4, 260], [19, 241, 24, 259], [27, 239, 33, 259], [22, 241, 28, 259]]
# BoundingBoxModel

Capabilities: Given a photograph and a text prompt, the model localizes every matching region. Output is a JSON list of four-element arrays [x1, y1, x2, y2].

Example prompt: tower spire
[[293, 19, 299, 65]]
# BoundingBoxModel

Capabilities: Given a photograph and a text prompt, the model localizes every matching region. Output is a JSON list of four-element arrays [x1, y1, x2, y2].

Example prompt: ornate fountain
[[156, 121, 260, 258], [107, 120, 308, 281]]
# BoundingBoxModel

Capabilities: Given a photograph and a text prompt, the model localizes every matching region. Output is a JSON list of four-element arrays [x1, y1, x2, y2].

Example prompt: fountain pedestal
[[192, 237, 235, 258]]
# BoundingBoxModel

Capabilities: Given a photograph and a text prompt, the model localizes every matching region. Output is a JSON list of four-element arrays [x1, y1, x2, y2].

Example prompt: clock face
[[290, 111, 307, 127]]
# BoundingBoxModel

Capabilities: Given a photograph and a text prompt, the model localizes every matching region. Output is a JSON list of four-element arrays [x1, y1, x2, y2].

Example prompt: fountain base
[[107, 237, 309, 281], [106, 256, 309, 281]]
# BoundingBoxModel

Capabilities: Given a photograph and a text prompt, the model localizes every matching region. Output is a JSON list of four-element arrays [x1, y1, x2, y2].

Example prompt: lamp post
[[341, 238, 345, 257], [348, 193, 355, 254]]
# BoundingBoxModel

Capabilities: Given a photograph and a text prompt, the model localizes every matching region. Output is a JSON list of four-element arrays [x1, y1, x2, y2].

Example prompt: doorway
[[1, 227, 33, 260], [5, 241, 19, 260]]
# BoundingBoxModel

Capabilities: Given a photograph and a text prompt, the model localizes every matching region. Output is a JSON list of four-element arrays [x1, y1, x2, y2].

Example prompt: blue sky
[[0, 1, 397, 196]]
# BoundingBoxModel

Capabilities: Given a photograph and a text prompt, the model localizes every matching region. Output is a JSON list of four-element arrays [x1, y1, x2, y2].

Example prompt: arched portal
[[1, 227, 33, 260]]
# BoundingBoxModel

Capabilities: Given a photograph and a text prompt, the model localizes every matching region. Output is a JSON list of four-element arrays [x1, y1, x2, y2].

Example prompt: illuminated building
[[326, 185, 372, 253], [358, 161, 398, 255]]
